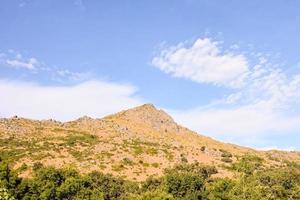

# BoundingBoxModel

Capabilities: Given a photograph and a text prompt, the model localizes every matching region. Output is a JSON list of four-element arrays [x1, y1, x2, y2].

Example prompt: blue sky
[[1, 0, 300, 150]]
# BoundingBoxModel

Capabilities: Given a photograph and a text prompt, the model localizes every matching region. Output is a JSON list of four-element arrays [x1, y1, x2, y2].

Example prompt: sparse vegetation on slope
[[0, 104, 300, 199]]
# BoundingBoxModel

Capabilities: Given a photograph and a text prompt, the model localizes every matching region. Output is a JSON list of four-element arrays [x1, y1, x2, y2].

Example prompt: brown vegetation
[[0, 104, 299, 181]]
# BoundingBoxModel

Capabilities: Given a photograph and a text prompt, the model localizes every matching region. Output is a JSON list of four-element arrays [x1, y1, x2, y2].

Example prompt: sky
[[1, 0, 300, 150]]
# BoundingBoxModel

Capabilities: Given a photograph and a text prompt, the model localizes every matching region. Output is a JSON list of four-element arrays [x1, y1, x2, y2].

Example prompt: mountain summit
[[0, 104, 299, 181], [105, 104, 178, 133]]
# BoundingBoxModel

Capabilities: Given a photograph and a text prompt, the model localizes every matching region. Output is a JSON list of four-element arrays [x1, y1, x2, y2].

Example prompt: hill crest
[[0, 104, 300, 181]]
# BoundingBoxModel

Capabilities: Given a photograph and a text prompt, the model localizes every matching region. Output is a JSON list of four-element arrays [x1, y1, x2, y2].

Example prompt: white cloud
[[157, 38, 300, 149], [171, 103, 300, 138], [169, 63, 300, 146], [0, 51, 39, 70], [53, 69, 91, 82], [6, 57, 38, 70], [0, 80, 143, 121], [170, 100, 300, 149], [0, 51, 91, 83], [152, 38, 249, 88]]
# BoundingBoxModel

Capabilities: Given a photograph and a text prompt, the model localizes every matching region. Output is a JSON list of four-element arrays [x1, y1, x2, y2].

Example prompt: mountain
[[0, 104, 299, 181]]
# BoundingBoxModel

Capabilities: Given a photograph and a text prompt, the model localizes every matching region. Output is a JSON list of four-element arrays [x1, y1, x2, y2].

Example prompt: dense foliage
[[1, 155, 300, 200]]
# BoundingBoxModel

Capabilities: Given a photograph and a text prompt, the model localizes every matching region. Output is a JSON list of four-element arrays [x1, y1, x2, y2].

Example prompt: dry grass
[[1, 104, 300, 181]]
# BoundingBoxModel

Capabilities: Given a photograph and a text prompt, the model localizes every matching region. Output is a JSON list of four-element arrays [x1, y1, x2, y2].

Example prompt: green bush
[[165, 171, 204, 199], [203, 178, 235, 200], [0, 187, 15, 200], [165, 162, 217, 179], [219, 149, 233, 158], [88, 171, 138, 200], [231, 154, 263, 175], [141, 176, 163, 192]]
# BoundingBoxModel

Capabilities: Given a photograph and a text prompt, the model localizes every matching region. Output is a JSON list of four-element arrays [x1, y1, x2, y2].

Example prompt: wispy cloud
[[74, 0, 86, 10], [0, 50, 142, 121], [18, 0, 27, 7], [0, 80, 143, 121], [152, 38, 249, 88], [155, 37, 300, 148], [52, 68, 91, 83], [0, 50, 91, 83], [0, 51, 39, 70], [6, 58, 38, 70]]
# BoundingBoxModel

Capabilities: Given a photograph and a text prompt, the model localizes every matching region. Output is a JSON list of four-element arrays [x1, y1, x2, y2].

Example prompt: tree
[[0, 160, 21, 197], [203, 178, 235, 200], [165, 171, 204, 199], [0, 187, 15, 200]]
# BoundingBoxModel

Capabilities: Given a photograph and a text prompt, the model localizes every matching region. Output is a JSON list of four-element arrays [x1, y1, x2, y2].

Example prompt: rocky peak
[[63, 115, 103, 129], [109, 103, 179, 132], [76, 115, 94, 122], [127, 104, 174, 121]]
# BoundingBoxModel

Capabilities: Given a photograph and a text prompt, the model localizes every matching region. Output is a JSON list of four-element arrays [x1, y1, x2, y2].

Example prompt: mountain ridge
[[0, 103, 299, 181]]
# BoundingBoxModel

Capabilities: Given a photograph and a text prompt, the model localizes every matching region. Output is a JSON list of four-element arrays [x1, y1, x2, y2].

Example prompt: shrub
[[0, 187, 15, 200], [203, 178, 235, 199], [0, 161, 21, 193], [141, 176, 163, 192], [232, 154, 263, 175], [151, 163, 159, 168], [112, 164, 126, 172], [165, 163, 217, 179], [122, 158, 134, 165], [200, 146, 206, 152], [221, 157, 233, 163], [219, 149, 232, 158], [0, 154, 299, 200], [180, 154, 188, 163], [129, 190, 174, 200], [88, 171, 134, 200], [17, 163, 28, 172], [32, 162, 43, 171], [165, 171, 204, 199]]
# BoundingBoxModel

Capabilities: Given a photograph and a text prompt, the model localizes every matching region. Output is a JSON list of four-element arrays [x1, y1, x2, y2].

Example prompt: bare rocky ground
[[1, 104, 299, 181]]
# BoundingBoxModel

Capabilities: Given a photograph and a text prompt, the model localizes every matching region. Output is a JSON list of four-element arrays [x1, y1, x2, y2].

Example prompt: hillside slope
[[0, 104, 299, 181]]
